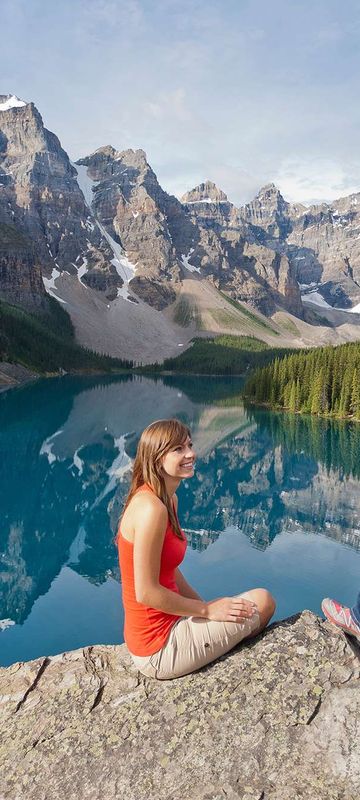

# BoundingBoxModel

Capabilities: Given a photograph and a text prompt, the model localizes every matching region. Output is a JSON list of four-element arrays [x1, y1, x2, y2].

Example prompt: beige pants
[[130, 593, 261, 680]]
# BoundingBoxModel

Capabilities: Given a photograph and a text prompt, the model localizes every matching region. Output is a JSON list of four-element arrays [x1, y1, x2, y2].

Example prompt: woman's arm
[[132, 495, 208, 617], [132, 495, 255, 623], [175, 568, 203, 601]]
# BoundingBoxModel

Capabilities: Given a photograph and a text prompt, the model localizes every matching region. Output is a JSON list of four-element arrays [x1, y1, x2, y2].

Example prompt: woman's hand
[[205, 596, 257, 623]]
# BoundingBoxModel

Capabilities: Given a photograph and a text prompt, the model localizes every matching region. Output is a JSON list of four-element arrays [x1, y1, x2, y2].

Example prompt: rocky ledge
[[0, 361, 37, 391], [0, 611, 359, 800]]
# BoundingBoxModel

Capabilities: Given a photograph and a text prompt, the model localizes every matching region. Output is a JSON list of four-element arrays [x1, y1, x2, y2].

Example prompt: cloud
[[144, 88, 191, 122], [274, 157, 360, 204]]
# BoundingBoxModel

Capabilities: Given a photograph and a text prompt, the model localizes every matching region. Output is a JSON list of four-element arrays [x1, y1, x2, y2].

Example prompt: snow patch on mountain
[[73, 162, 98, 209], [96, 220, 137, 302], [77, 257, 88, 285], [181, 249, 200, 274], [0, 95, 26, 111], [43, 267, 68, 304], [302, 291, 332, 309], [184, 198, 228, 205], [73, 162, 136, 302]]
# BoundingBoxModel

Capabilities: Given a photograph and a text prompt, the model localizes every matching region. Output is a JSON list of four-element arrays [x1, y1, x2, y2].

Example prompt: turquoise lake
[[1, 373, 359, 667]]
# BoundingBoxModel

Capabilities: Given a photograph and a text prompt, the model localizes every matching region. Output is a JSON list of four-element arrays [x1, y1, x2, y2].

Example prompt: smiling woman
[[116, 418, 276, 680]]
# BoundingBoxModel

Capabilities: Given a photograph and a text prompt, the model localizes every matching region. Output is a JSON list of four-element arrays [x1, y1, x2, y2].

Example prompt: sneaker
[[321, 598, 360, 640]]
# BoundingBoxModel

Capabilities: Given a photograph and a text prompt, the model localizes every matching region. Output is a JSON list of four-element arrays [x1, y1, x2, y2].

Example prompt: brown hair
[[119, 418, 191, 540]]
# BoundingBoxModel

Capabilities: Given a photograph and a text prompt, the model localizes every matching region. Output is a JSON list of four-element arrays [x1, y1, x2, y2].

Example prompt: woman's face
[[161, 435, 196, 480]]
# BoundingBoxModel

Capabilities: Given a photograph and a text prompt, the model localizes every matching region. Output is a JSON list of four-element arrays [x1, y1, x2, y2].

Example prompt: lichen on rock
[[0, 611, 359, 799]]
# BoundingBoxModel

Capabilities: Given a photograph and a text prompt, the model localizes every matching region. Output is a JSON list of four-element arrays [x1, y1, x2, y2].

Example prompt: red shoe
[[321, 598, 360, 640]]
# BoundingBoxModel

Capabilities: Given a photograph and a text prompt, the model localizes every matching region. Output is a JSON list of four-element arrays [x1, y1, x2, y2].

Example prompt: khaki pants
[[130, 592, 261, 680]]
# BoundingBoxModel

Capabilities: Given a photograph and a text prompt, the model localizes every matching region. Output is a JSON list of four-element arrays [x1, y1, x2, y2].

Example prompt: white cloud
[[274, 157, 360, 205], [144, 88, 192, 123]]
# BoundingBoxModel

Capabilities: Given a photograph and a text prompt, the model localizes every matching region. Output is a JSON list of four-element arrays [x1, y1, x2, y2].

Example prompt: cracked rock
[[0, 611, 359, 800]]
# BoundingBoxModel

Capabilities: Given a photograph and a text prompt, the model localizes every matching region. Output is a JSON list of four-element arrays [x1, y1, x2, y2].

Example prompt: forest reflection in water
[[0, 373, 359, 665]]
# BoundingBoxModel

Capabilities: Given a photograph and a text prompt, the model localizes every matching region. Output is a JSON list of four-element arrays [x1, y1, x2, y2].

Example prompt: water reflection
[[0, 374, 359, 635]]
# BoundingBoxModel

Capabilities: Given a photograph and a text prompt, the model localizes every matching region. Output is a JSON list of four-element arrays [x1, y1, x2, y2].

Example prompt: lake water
[[1, 374, 359, 667]]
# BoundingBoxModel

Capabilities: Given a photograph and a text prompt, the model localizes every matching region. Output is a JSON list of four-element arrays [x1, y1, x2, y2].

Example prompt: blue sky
[[1, 0, 360, 205]]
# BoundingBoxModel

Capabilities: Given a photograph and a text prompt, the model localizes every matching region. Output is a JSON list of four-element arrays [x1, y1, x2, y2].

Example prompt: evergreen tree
[[289, 381, 297, 412], [351, 368, 360, 419]]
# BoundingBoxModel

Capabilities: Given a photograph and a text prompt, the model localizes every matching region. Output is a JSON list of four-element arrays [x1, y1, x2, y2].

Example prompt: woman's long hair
[[118, 418, 191, 541]]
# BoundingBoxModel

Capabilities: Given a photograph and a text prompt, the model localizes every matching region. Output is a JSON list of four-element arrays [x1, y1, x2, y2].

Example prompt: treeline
[[243, 341, 360, 420], [143, 335, 292, 375], [0, 298, 133, 373]]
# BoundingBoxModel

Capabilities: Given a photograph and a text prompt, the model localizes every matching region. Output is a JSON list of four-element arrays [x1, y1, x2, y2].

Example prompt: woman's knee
[[256, 588, 276, 621], [242, 588, 276, 624]]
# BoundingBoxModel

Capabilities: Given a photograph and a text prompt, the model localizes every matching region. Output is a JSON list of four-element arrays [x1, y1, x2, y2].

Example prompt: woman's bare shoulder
[[124, 491, 167, 524], [120, 491, 167, 543]]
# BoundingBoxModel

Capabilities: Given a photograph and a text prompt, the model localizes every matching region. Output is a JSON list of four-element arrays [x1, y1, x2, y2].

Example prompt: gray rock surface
[[0, 222, 46, 311], [181, 182, 303, 317], [181, 180, 229, 204], [0, 361, 37, 390], [0, 97, 119, 304], [286, 195, 360, 308], [76, 146, 190, 306], [239, 183, 360, 309], [0, 611, 359, 799]]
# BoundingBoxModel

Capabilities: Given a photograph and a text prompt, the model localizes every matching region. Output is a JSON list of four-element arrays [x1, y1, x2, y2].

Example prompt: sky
[[1, 0, 360, 206]]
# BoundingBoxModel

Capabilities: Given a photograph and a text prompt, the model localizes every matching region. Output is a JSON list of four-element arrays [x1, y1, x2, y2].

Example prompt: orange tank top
[[117, 485, 187, 656]]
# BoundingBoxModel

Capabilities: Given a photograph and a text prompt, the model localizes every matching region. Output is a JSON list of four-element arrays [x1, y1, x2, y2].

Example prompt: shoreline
[[243, 397, 360, 424], [0, 363, 132, 393], [0, 362, 38, 392]]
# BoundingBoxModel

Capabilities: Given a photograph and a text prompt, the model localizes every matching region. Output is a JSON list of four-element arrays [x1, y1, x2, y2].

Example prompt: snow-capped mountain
[[1, 94, 360, 361]]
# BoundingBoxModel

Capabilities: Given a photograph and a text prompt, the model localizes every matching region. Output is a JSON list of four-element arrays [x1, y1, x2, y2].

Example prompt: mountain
[[75, 145, 192, 309], [286, 195, 360, 309], [238, 183, 360, 311], [181, 181, 303, 317], [0, 94, 121, 305], [1, 94, 360, 364]]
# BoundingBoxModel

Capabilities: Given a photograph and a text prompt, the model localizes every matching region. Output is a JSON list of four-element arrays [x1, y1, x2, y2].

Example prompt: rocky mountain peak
[[78, 147, 150, 179], [240, 182, 291, 237], [92, 145, 117, 158], [181, 180, 228, 204], [114, 148, 148, 170], [255, 183, 284, 202]]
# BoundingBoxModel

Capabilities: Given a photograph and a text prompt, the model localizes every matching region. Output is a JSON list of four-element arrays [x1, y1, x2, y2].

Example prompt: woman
[[117, 418, 276, 680]]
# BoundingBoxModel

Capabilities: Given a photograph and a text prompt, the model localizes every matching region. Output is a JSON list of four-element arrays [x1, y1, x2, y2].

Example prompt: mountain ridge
[[1, 95, 360, 362]]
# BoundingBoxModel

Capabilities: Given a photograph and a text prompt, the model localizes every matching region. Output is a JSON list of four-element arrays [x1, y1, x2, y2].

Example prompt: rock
[[239, 185, 360, 310], [0, 98, 119, 302], [129, 276, 177, 310], [181, 180, 229, 204], [241, 183, 293, 239], [182, 183, 303, 317], [0, 222, 46, 311], [0, 361, 37, 390], [77, 146, 187, 304], [0, 611, 359, 799], [286, 196, 360, 308]]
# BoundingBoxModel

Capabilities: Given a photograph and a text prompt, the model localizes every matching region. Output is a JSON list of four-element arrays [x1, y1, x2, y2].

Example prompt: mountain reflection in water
[[0, 374, 359, 665]]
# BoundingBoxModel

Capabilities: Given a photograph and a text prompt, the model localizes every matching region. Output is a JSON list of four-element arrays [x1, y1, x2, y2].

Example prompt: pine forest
[[243, 341, 360, 420]]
